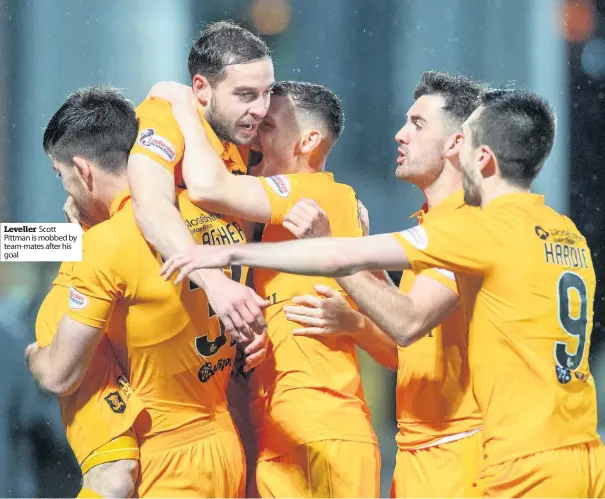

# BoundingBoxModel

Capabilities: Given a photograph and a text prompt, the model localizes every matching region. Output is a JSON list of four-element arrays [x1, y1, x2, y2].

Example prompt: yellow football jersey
[[130, 98, 246, 188], [252, 172, 378, 460], [396, 190, 482, 450], [36, 262, 145, 465], [65, 191, 238, 438], [394, 192, 599, 468]]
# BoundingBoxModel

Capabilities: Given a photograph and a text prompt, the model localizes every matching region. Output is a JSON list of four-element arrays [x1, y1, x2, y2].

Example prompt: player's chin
[[232, 127, 259, 145]]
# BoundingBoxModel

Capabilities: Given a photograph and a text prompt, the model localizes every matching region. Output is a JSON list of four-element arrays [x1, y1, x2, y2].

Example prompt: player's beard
[[205, 94, 252, 146], [462, 167, 482, 207]]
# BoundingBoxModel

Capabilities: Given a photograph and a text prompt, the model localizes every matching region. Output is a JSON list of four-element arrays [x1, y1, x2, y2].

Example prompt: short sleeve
[[259, 174, 305, 224], [392, 209, 493, 277], [130, 98, 185, 175], [64, 229, 125, 329]]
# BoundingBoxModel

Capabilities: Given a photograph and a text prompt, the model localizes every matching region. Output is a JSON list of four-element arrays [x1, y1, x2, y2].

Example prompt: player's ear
[[192, 74, 211, 107], [444, 132, 464, 158], [299, 130, 321, 154], [478, 145, 497, 179], [71, 156, 93, 190]]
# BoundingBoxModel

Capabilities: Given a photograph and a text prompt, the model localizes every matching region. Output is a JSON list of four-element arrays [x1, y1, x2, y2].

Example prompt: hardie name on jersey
[[543, 242, 589, 269]]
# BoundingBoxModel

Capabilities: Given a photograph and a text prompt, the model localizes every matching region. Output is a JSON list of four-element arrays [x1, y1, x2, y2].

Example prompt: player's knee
[[83, 459, 139, 498]]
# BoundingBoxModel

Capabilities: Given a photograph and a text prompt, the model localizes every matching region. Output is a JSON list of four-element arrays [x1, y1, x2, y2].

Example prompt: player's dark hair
[[188, 21, 271, 85], [43, 86, 138, 174], [470, 89, 556, 188], [272, 81, 345, 141], [414, 71, 485, 126]]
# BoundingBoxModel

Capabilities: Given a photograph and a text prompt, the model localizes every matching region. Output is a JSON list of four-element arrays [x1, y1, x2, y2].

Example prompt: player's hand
[[284, 285, 364, 337], [283, 198, 332, 239], [147, 81, 196, 116], [24, 341, 40, 369], [146, 81, 191, 103], [160, 245, 234, 284], [240, 328, 269, 372], [63, 196, 95, 230], [202, 275, 269, 342]]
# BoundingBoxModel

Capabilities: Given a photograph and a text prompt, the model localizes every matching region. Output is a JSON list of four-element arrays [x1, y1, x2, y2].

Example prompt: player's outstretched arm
[[160, 233, 410, 283], [337, 272, 458, 348], [25, 315, 104, 396], [147, 83, 272, 223]]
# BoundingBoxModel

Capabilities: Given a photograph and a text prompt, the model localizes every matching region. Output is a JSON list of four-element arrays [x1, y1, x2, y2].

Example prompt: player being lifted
[[128, 21, 274, 349], [148, 79, 381, 498]]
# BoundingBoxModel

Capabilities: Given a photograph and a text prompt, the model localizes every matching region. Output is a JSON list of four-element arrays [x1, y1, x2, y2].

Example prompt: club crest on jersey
[[104, 391, 127, 413], [399, 226, 429, 250], [266, 175, 291, 198], [555, 365, 571, 384], [68, 286, 88, 310], [136, 128, 176, 162]]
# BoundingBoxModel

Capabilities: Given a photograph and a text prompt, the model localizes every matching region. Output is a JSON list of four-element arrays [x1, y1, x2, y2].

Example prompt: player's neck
[[294, 154, 326, 174], [480, 178, 530, 208], [422, 164, 462, 210], [99, 173, 130, 215]]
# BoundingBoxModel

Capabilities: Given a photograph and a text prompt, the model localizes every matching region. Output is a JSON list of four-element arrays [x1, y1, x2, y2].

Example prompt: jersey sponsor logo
[[266, 175, 291, 198], [68, 286, 88, 310], [399, 226, 429, 250], [535, 226, 549, 240], [104, 391, 127, 413], [555, 365, 571, 384], [550, 228, 583, 245], [117, 375, 134, 401], [198, 357, 233, 383], [136, 128, 176, 162]]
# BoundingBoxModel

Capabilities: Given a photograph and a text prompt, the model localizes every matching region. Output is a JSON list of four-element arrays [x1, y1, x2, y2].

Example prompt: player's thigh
[[81, 430, 140, 498], [479, 443, 595, 498], [138, 428, 245, 498], [256, 440, 380, 498], [390, 432, 482, 498]]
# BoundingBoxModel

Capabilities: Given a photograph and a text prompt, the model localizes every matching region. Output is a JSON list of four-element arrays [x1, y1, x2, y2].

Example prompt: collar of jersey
[[110, 190, 132, 218], [409, 189, 465, 223], [484, 191, 544, 210], [196, 106, 245, 167]]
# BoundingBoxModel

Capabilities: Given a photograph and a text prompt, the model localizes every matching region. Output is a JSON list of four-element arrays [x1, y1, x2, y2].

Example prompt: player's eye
[[239, 92, 255, 102], [55, 171, 62, 178]]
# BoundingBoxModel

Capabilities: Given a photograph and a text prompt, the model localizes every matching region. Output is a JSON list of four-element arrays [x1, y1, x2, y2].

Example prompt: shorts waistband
[[405, 427, 482, 451], [139, 412, 235, 454]]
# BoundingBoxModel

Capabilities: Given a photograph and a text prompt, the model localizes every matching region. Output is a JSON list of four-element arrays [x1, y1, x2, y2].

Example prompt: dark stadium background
[[0, 0, 603, 496]]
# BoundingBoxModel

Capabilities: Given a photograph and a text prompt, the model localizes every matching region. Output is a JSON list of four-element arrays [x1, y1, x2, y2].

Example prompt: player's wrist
[[192, 268, 226, 290], [349, 310, 367, 335]]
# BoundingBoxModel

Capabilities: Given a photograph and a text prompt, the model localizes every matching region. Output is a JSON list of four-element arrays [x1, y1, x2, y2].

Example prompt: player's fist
[[283, 198, 332, 239]]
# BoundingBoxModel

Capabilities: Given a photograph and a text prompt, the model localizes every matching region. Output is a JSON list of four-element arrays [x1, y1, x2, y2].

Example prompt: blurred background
[[0, 0, 604, 496]]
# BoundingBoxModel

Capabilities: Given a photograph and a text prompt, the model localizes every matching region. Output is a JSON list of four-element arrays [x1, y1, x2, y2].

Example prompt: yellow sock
[[77, 487, 103, 498]]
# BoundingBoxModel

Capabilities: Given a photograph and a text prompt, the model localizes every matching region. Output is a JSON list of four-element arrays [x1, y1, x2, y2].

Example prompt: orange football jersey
[[252, 172, 378, 460], [394, 192, 599, 468], [65, 191, 239, 439], [396, 190, 482, 450], [130, 98, 246, 188], [36, 262, 144, 464]]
